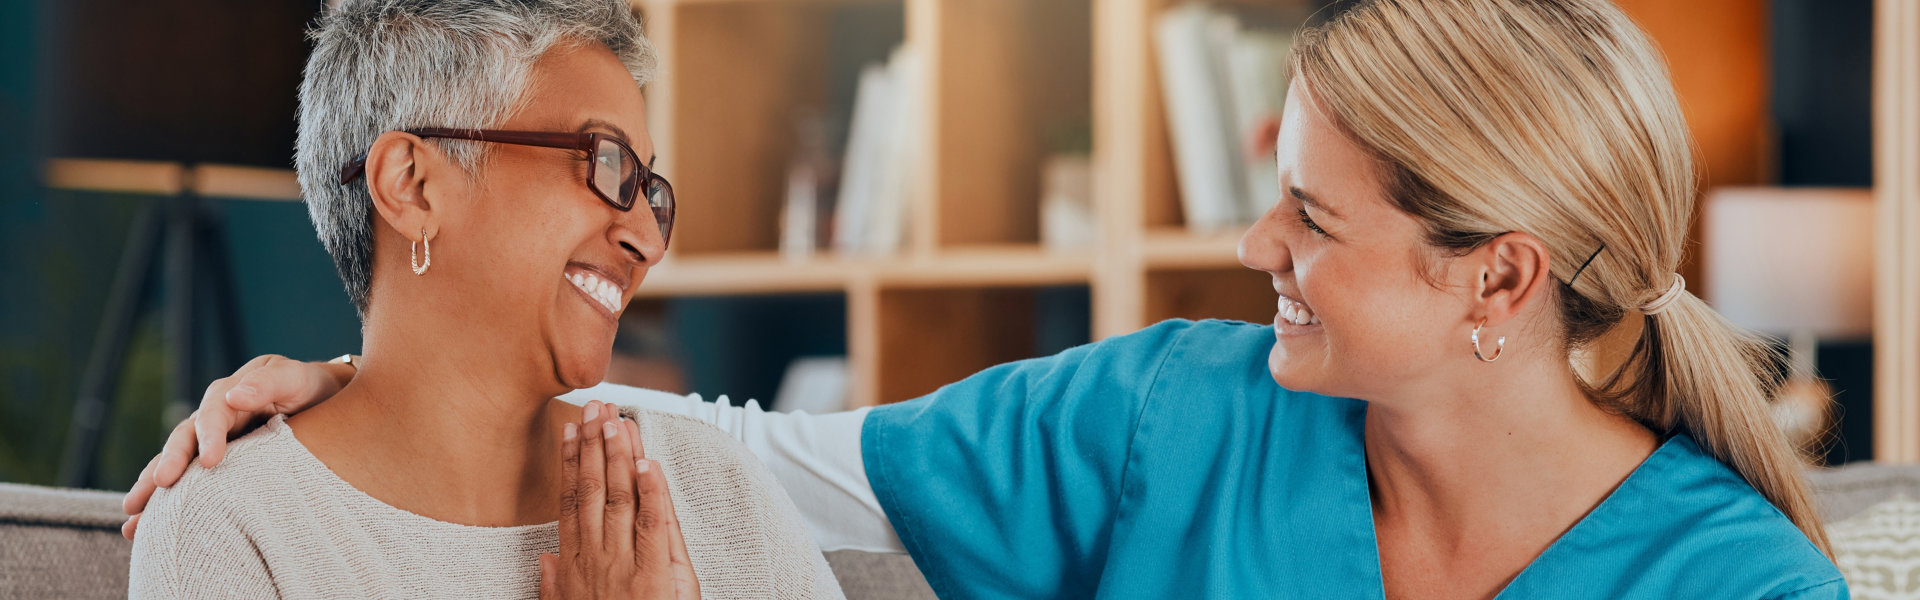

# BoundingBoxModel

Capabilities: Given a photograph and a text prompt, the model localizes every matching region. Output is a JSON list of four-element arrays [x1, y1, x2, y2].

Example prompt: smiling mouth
[[1279, 295, 1320, 326], [564, 268, 625, 315]]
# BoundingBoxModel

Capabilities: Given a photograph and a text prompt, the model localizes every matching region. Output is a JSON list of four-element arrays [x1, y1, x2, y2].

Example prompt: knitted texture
[[130, 407, 845, 599]]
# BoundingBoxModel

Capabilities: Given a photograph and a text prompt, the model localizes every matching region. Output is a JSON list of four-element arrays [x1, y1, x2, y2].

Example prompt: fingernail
[[227, 385, 254, 400], [583, 401, 600, 421], [603, 421, 618, 439], [563, 422, 577, 441], [635, 459, 651, 473]]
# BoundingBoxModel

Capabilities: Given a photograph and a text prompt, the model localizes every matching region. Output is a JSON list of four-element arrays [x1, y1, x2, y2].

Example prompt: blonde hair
[[1291, 0, 1831, 555]]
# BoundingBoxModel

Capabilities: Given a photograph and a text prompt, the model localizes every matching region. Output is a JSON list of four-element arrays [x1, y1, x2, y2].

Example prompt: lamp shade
[[1703, 187, 1874, 339]]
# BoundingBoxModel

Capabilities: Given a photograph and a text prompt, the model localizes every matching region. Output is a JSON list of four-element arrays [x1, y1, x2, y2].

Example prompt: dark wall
[[0, 0, 342, 487], [1772, 0, 1874, 187], [1771, 0, 1874, 464], [42, 0, 314, 166]]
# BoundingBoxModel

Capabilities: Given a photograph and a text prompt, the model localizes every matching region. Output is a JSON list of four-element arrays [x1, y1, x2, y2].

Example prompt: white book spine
[[1225, 29, 1292, 220], [1155, 4, 1251, 232], [868, 46, 921, 255], [833, 63, 897, 254]]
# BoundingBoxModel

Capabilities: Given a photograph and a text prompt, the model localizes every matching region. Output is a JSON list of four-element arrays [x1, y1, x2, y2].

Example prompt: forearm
[[563, 383, 905, 553]]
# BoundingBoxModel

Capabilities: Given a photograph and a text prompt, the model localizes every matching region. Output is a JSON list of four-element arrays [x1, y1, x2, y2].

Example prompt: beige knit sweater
[[129, 407, 845, 599]]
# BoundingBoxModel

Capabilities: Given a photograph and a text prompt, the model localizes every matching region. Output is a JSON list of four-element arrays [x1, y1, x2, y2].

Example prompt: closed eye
[[1297, 208, 1331, 238]]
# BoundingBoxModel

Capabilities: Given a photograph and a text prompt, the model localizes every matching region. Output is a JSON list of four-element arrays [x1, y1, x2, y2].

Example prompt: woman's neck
[[287, 324, 577, 528], [1361, 348, 1658, 558]]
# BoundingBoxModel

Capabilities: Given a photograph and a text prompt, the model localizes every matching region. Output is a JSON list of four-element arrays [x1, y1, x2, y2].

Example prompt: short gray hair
[[296, 0, 656, 317]]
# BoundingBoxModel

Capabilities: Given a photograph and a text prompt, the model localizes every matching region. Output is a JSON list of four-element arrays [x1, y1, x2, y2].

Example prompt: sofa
[[0, 482, 936, 599], [7, 465, 1916, 599]]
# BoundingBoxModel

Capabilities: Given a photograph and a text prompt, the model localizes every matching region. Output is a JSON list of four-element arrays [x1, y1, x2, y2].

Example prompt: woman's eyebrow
[[1290, 186, 1341, 218], [577, 118, 630, 141]]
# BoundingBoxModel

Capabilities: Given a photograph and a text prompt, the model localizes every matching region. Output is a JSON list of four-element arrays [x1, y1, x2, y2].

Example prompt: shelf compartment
[[917, 0, 1092, 250], [1143, 266, 1275, 326], [643, 0, 903, 255], [861, 286, 1043, 405]]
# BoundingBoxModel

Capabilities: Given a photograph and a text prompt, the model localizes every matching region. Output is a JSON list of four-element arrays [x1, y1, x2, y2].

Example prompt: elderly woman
[[133, 0, 1845, 597], [127, 1, 842, 598]]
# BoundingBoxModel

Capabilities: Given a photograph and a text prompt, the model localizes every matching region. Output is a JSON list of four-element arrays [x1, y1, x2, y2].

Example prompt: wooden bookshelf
[[41, 1, 1314, 410], [633, 0, 1283, 406], [42, 1, 1902, 435]]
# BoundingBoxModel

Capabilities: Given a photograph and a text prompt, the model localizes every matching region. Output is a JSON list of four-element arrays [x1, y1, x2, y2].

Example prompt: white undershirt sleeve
[[560, 383, 907, 553]]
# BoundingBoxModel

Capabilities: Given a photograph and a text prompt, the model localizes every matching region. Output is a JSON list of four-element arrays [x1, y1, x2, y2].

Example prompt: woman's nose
[[609, 207, 666, 266], [1238, 208, 1293, 274]]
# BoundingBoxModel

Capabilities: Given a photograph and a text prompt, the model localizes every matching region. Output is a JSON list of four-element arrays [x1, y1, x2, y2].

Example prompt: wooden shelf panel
[[1141, 226, 1249, 269], [636, 252, 854, 297], [875, 245, 1091, 288], [636, 245, 1091, 297], [44, 159, 186, 195], [46, 160, 301, 201], [191, 164, 301, 201]]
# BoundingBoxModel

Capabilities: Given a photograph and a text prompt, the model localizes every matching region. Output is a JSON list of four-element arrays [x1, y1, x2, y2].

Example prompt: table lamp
[[1703, 187, 1874, 457]]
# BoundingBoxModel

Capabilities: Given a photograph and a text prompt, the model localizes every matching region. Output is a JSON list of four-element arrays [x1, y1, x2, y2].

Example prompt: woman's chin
[[553, 353, 613, 391], [1266, 345, 1315, 392]]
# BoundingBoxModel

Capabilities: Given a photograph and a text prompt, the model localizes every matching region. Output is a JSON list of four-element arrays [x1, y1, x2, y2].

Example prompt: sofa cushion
[[1, 481, 934, 599], [0, 483, 133, 600], [1825, 494, 1920, 598]]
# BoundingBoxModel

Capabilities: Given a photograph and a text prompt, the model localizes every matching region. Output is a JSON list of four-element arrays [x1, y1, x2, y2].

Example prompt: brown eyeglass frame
[[338, 127, 673, 247]]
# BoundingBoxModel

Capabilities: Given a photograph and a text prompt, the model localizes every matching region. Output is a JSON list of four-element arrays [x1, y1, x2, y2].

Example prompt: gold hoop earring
[[1471, 318, 1504, 362], [411, 228, 432, 275]]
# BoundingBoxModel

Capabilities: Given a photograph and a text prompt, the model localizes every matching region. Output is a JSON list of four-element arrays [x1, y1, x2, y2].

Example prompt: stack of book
[[1155, 4, 1294, 233], [781, 45, 924, 259]]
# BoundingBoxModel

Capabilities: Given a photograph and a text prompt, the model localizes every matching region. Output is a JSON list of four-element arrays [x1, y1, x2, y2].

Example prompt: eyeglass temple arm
[[339, 156, 368, 185]]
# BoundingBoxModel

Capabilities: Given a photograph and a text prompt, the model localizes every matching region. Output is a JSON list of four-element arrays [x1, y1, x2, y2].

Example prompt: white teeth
[[566, 271, 623, 314], [1281, 299, 1320, 326]]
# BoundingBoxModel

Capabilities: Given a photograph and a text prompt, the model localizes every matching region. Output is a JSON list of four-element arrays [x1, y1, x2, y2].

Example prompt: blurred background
[[0, 0, 1879, 491]]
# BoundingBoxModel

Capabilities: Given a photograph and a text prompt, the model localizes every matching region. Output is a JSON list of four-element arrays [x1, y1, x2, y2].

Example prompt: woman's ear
[[363, 130, 437, 241], [1473, 232, 1554, 327]]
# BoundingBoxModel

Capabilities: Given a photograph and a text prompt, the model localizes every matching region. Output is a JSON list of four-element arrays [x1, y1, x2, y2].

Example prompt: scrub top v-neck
[[863, 319, 1845, 599]]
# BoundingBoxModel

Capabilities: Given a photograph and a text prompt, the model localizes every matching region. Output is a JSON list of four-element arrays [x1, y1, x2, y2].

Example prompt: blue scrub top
[[863, 319, 1846, 599]]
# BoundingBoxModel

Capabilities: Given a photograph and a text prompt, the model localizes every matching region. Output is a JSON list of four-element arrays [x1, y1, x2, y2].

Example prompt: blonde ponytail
[[1599, 291, 1833, 555], [1292, 0, 1832, 556]]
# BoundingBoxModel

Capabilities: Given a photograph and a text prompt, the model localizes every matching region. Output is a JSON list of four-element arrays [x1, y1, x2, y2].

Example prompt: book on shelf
[[1041, 154, 1096, 252], [1224, 28, 1290, 222], [832, 45, 923, 257], [782, 163, 822, 260], [1155, 4, 1294, 233], [782, 113, 840, 260]]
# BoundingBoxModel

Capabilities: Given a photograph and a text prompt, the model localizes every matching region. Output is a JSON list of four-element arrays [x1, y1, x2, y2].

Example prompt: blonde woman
[[127, 0, 1844, 597]]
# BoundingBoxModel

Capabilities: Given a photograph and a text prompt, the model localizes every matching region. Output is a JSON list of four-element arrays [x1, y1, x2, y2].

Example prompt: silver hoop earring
[[1471, 318, 1504, 362], [411, 228, 432, 275]]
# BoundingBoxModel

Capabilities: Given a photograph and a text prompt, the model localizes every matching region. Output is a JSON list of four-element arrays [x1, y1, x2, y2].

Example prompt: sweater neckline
[[265, 414, 562, 535]]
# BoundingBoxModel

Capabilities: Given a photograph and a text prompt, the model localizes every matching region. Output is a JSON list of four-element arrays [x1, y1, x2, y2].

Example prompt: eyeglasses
[[338, 127, 674, 248]]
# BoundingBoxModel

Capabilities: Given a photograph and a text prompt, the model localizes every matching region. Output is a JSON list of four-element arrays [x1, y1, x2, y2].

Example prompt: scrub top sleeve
[[1770, 579, 1849, 600], [862, 319, 1198, 598]]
